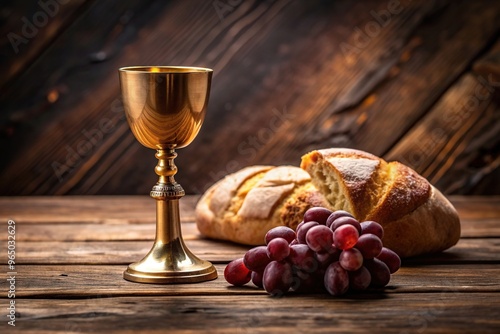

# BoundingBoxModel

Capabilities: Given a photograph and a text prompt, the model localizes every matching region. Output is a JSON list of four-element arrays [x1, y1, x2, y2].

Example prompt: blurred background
[[0, 0, 499, 196]]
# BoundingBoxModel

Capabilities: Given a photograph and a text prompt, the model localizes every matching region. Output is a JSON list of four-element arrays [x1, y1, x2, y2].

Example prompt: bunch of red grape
[[224, 207, 401, 296]]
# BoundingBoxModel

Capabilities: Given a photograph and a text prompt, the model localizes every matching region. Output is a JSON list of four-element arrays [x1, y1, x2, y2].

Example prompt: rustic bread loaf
[[196, 165, 330, 245], [300, 148, 461, 257], [196, 149, 461, 257]]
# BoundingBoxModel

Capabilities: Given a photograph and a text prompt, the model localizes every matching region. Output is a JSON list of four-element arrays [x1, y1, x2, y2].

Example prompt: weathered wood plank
[[0, 196, 498, 224], [10, 238, 500, 265], [3, 1, 498, 197], [385, 73, 499, 195], [14, 239, 248, 264], [1, 222, 171, 241], [1, 264, 499, 299], [460, 218, 500, 238], [2, 218, 497, 243], [430, 99, 500, 195], [474, 38, 500, 85], [0, 196, 198, 223], [3, 217, 500, 243], [0, 194, 495, 334], [256, 1, 500, 193], [449, 196, 500, 219], [0, 264, 255, 298], [10, 294, 500, 333], [403, 238, 500, 264], [6, 222, 159, 241], [0, 0, 89, 88]]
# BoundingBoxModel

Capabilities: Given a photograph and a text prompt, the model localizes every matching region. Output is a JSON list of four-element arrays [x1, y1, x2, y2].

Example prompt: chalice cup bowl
[[119, 66, 217, 283]]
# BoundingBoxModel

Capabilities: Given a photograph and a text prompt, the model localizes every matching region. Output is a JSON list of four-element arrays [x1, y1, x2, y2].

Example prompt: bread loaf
[[300, 148, 460, 257], [195, 149, 461, 258], [196, 165, 330, 245]]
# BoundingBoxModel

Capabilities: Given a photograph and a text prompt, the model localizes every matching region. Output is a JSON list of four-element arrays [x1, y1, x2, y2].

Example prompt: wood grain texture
[[10, 294, 500, 333], [1, 195, 498, 223], [255, 1, 500, 194], [0, 0, 173, 195], [0, 195, 198, 223], [14, 239, 247, 264], [0, 264, 498, 298], [386, 73, 500, 195], [0, 196, 498, 333], [0, 0, 498, 196], [0, 195, 498, 266], [0, 0, 90, 88], [474, 38, 500, 83], [10, 238, 500, 265], [4, 218, 499, 242]]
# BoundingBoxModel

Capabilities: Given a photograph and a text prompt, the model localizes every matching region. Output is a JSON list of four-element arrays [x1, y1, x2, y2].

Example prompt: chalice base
[[123, 238, 218, 284]]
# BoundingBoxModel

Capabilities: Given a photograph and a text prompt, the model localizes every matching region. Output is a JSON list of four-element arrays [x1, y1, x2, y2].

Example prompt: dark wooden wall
[[1, 0, 499, 196]]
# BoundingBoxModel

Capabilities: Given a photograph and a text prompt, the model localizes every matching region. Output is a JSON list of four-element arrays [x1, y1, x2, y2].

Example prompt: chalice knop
[[119, 66, 217, 283]]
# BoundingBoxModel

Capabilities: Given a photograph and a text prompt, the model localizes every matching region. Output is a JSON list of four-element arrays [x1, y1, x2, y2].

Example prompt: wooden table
[[1, 196, 499, 333]]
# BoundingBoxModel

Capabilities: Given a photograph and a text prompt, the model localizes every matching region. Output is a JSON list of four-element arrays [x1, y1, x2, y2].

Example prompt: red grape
[[263, 261, 293, 296], [297, 221, 319, 244], [333, 224, 359, 250], [296, 220, 305, 231], [306, 225, 334, 253], [326, 210, 354, 227], [349, 266, 371, 291], [360, 221, 384, 239], [267, 238, 290, 261], [377, 247, 401, 274], [315, 250, 340, 269], [243, 246, 271, 272], [364, 258, 391, 288], [292, 270, 324, 293], [224, 258, 251, 286], [324, 262, 349, 296], [292, 275, 315, 293], [339, 248, 363, 271], [303, 207, 333, 225], [265, 226, 296, 244], [289, 244, 316, 272], [355, 234, 383, 259], [330, 216, 362, 233], [251, 271, 263, 288]]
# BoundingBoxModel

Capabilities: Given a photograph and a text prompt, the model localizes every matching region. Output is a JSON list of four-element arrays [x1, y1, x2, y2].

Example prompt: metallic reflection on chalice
[[119, 66, 217, 283]]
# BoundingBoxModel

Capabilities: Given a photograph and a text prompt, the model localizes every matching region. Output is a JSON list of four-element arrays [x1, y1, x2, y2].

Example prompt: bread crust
[[196, 166, 330, 245], [382, 186, 461, 257], [301, 148, 461, 257]]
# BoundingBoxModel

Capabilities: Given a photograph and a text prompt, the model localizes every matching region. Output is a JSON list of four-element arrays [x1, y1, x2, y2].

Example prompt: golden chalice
[[119, 66, 217, 283]]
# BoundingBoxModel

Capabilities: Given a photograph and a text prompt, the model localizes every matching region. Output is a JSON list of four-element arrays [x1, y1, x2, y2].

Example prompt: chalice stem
[[155, 199, 181, 245], [151, 148, 185, 244], [154, 148, 181, 186]]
